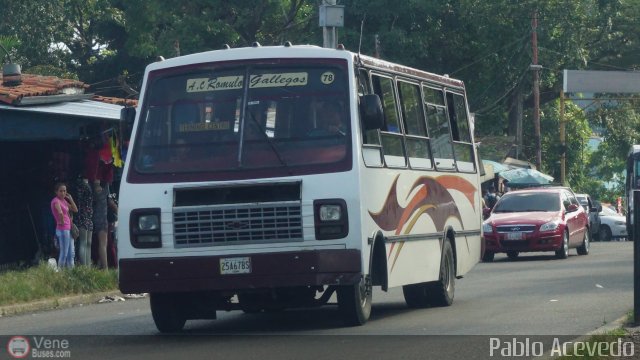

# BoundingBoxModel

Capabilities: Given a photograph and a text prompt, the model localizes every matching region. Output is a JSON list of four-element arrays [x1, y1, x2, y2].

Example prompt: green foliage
[[1, 0, 640, 192], [0, 264, 117, 306]]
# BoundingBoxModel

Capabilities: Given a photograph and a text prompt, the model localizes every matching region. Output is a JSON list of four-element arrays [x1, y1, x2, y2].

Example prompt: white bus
[[118, 43, 483, 332]]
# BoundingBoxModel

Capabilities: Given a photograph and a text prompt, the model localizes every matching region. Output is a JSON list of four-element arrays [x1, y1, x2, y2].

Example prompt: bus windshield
[[130, 59, 351, 181]]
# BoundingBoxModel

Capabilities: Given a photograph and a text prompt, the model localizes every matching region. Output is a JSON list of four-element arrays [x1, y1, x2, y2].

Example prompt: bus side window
[[358, 68, 379, 146], [424, 86, 454, 170], [398, 80, 432, 169], [446, 92, 475, 172], [372, 74, 406, 168]]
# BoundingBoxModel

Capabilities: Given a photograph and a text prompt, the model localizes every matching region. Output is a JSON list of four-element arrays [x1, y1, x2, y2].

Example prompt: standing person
[[74, 178, 93, 266], [106, 191, 119, 268], [93, 181, 109, 269], [484, 185, 500, 210], [50, 182, 78, 269]]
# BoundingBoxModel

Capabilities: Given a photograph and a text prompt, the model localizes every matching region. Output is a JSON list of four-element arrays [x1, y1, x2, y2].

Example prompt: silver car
[[598, 207, 627, 241], [575, 194, 601, 240]]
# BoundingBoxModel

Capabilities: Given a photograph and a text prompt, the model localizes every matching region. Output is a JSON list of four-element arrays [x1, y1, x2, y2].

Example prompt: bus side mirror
[[359, 94, 384, 130], [120, 107, 136, 141]]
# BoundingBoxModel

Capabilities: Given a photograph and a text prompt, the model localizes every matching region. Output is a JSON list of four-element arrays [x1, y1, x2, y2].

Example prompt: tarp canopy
[[482, 160, 511, 173], [499, 168, 554, 185]]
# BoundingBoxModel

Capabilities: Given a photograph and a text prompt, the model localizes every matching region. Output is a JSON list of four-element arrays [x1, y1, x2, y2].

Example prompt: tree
[[121, 0, 315, 59]]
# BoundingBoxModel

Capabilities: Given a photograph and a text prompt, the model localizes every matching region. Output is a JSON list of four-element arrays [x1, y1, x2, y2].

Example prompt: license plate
[[506, 232, 523, 240], [220, 257, 252, 275]]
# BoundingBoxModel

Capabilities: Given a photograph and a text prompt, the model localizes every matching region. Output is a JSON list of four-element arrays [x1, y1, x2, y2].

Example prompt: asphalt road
[[0, 242, 634, 359]]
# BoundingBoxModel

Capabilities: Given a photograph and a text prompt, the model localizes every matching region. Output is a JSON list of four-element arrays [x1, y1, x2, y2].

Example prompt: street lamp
[[0, 43, 22, 86]]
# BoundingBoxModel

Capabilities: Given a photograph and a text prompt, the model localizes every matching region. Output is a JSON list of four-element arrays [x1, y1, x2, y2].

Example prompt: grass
[[555, 331, 630, 360], [0, 263, 118, 307]]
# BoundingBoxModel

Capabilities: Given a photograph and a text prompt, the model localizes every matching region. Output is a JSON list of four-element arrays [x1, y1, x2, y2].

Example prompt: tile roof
[[0, 73, 87, 105], [0, 73, 137, 107]]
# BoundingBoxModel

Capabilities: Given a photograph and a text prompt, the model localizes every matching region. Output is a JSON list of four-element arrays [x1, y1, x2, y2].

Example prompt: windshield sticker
[[179, 121, 230, 132], [187, 76, 243, 93], [249, 72, 307, 88], [320, 71, 335, 85], [186, 72, 308, 92]]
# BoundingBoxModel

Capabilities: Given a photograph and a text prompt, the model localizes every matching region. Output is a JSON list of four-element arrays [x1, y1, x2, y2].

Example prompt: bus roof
[[629, 144, 640, 156], [144, 44, 465, 90]]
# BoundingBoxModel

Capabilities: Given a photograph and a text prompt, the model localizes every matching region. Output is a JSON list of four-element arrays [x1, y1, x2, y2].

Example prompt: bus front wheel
[[337, 276, 372, 326], [150, 293, 187, 333]]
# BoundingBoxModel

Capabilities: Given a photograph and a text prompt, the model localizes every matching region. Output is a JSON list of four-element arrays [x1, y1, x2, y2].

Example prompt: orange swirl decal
[[368, 175, 477, 270]]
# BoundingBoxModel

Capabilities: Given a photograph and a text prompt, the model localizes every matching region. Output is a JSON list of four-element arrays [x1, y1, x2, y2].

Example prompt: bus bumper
[[119, 249, 362, 294]]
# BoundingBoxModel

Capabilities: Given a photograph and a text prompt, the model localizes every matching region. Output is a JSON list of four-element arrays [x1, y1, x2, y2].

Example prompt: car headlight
[[540, 220, 560, 232], [482, 223, 493, 233]]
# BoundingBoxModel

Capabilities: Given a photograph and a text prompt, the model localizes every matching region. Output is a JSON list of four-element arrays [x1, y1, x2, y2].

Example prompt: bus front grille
[[173, 202, 303, 247]]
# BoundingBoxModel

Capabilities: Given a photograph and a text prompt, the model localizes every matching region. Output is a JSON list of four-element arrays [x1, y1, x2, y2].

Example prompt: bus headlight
[[319, 205, 342, 221], [314, 199, 348, 240], [138, 214, 160, 231], [130, 208, 162, 248]]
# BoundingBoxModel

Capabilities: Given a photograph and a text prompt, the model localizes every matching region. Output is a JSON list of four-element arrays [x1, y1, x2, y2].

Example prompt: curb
[[0, 290, 146, 317], [585, 313, 631, 336]]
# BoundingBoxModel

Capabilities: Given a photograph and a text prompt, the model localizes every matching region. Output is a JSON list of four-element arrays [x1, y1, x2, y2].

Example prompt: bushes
[[0, 263, 117, 306]]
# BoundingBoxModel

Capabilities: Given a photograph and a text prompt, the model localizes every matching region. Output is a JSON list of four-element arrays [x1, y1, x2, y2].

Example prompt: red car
[[482, 187, 590, 261]]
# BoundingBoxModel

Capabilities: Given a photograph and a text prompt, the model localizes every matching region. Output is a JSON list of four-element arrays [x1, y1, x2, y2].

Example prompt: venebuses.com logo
[[6, 336, 71, 359], [6, 336, 30, 359]]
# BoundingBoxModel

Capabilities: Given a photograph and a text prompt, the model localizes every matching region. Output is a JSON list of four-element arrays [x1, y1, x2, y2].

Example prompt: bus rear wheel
[[426, 238, 455, 307], [403, 238, 455, 308], [150, 293, 186, 333], [337, 276, 372, 326]]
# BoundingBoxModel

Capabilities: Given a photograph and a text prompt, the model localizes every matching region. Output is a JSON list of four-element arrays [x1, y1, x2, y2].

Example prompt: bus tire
[[337, 276, 372, 326], [402, 283, 430, 308], [150, 293, 187, 333], [425, 238, 455, 307]]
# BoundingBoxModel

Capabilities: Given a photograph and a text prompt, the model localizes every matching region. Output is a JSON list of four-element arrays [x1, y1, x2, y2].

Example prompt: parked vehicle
[[575, 193, 602, 240], [482, 187, 590, 261], [598, 207, 627, 241]]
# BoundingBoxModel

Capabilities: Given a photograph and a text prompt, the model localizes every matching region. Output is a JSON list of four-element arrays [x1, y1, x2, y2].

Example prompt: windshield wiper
[[236, 67, 291, 174], [243, 108, 290, 171]]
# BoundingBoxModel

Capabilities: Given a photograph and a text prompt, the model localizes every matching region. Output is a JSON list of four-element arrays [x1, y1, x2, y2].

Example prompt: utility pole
[[531, 10, 542, 170], [319, 1, 344, 49], [560, 90, 566, 184]]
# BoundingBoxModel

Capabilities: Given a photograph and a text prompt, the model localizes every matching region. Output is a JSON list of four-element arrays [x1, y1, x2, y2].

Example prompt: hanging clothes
[[111, 133, 123, 168]]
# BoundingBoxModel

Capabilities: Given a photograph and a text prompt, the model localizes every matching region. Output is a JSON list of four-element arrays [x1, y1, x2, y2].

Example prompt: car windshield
[[492, 192, 561, 212], [130, 58, 351, 182]]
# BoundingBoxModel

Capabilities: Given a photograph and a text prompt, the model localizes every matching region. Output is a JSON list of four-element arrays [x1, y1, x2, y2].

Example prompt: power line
[[470, 40, 530, 109], [474, 64, 531, 115], [450, 33, 530, 76]]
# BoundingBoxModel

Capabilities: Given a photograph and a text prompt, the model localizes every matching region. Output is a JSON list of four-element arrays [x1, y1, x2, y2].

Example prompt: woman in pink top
[[51, 182, 78, 268]]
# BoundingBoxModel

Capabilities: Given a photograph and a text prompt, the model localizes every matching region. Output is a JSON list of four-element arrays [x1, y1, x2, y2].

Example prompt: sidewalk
[[0, 290, 147, 318]]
